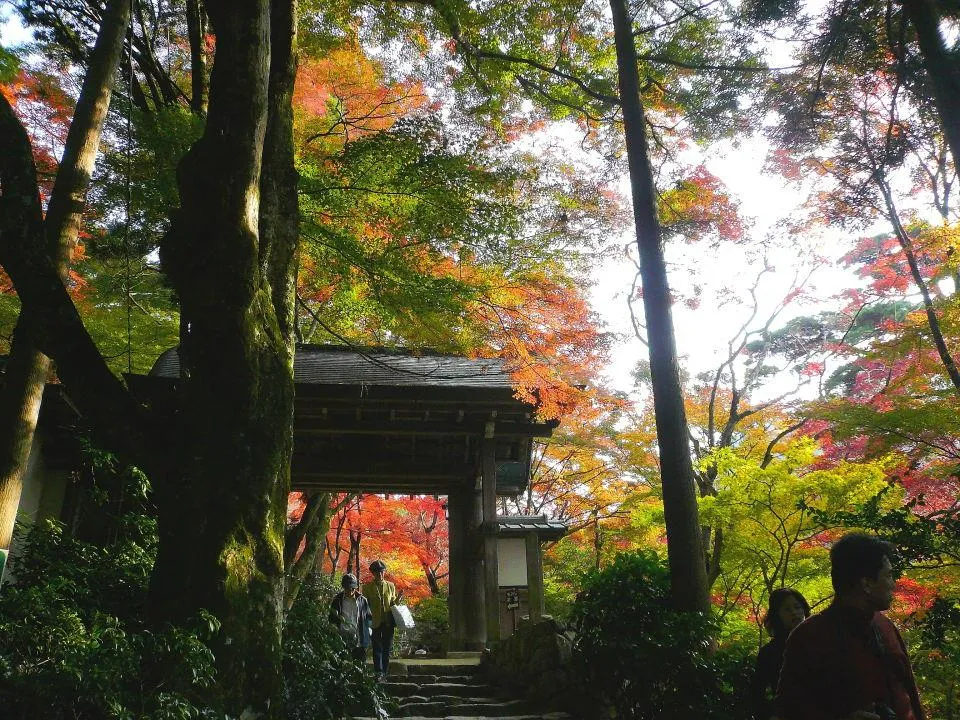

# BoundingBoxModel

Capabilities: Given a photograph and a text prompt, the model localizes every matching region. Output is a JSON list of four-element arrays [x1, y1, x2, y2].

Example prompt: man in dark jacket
[[774, 534, 924, 720], [328, 573, 373, 662]]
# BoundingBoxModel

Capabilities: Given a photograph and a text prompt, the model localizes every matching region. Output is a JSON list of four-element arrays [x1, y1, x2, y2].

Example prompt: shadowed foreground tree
[[0, 0, 299, 715], [0, 0, 131, 580]]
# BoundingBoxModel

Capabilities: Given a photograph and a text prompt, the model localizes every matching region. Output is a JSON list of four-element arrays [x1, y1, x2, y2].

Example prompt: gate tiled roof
[[150, 345, 514, 388]]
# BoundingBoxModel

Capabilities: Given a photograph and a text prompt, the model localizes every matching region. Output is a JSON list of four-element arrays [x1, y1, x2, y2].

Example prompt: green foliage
[[282, 573, 387, 720], [807, 486, 960, 569], [0, 520, 220, 719], [543, 574, 577, 624], [0, 43, 20, 83], [0, 447, 221, 718], [400, 595, 449, 655], [571, 551, 750, 720], [699, 439, 893, 613], [906, 598, 960, 720]]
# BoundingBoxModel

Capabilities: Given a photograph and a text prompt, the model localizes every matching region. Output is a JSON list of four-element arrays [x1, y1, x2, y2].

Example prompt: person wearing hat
[[328, 573, 373, 662], [362, 559, 402, 680]]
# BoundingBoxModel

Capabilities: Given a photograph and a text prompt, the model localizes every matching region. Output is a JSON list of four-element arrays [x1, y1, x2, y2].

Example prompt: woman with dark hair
[[751, 588, 811, 720]]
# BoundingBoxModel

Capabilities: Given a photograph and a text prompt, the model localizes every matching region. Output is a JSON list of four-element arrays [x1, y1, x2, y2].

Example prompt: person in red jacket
[[774, 533, 924, 720]]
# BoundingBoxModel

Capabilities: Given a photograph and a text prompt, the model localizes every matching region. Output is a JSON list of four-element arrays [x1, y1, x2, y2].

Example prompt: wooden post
[[525, 530, 544, 621], [446, 491, 465, 651], [481, 432, 500, 645], [448, 488, 485, 650], [466, 485, 486, 649]]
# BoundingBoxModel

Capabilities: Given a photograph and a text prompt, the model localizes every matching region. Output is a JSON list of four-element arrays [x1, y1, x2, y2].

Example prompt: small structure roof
[[496, 515, 567, 540], [150, 345, 514, 389]]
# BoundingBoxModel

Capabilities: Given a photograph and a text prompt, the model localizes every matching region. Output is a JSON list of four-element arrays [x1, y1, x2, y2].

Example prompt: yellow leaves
[[698, 438, 897, 537]]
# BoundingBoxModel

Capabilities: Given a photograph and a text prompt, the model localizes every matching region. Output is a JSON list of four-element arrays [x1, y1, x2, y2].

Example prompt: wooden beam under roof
[[293, 418, 556, 437]]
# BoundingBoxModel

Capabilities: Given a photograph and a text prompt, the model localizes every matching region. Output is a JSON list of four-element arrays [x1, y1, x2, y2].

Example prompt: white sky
[[592, 142, 863, 397]]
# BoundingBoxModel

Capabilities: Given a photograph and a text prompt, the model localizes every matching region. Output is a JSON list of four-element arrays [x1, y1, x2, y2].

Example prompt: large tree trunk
[[153, 0, 297, 715], [0, 0, 131, 572], [186, 0, 210, 115], [903, 0, 960, 173], [609, 0, 710, 614], [284, 490, 332, 611], [1, 1, 298, 713]]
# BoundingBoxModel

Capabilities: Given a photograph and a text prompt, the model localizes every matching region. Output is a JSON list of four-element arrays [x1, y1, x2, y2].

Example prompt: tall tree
[[407, 0, 763, 611], [0, 1, 299, 714], [0, 0, 131, 579]]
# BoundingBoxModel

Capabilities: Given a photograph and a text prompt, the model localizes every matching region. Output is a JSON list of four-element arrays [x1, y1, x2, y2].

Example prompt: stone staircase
[[361, 660, 576, 720]]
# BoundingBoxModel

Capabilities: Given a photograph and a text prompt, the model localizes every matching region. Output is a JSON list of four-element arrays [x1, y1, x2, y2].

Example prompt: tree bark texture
[[154, 0, 298, 714], [609, 0, 710, 614], [0, 0, 132, 557], [903, 0, 960, 174], [186, 0, 210, 115], [1, 1, 299, 713], [284, 491, 332, 611]]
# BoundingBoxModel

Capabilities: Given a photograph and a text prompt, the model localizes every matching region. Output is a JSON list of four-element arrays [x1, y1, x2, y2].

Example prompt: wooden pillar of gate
[[447, 489, 466, 651], [525, 530, 544, 621], [448, 484, 486, 651], [481, 430, 500, 646]]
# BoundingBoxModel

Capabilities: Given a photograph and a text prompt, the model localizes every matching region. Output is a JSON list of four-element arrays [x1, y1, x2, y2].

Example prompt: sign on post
[[505, 587, 520, 610]]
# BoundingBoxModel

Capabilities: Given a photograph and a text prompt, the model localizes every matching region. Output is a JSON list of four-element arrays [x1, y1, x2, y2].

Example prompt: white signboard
[[497, 537, 528, 587]]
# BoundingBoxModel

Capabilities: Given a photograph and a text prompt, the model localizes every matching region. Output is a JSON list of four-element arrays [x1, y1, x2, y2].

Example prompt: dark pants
[[351, 645, 367, 663], [372, 623, 395, 674]]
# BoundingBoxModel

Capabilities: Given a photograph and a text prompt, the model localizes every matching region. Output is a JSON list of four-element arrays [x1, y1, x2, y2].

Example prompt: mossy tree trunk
[[154, 0, 298, 714], [2, 0, 300, 714], [0, 0, 131, 569], [609, 0, 710, 614], [284, 490, 333, 611]]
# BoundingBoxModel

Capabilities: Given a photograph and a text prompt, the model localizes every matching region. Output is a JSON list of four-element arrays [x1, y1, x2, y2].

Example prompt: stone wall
[[480, 617, 585, 713]]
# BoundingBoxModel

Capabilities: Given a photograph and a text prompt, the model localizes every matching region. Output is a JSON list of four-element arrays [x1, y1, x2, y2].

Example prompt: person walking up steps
[[363, 559, 402, 681]]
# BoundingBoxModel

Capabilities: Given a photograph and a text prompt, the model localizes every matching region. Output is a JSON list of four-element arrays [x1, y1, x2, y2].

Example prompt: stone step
[[386, 682, 496, 699], [431, 700, 539, 718], [393, 663, 480, 676], [398, 699, 536, 718], [403, 695, 506, 705], [354, 716, 545, 720], [395, 701, 451, 717], [403, 674, 486, 684], [353, 711, 575, 720], [394, 699, 537, 718]]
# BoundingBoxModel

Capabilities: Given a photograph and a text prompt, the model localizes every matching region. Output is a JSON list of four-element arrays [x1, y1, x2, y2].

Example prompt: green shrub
[[543, 576, 576, 624], [0, 452, 221, 719], [907, 597, 960, 720], [0, 518, 221, 719], [571, 551, 751, 720], [402, 595, 449, 656], [282, 573, 388, 720]]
